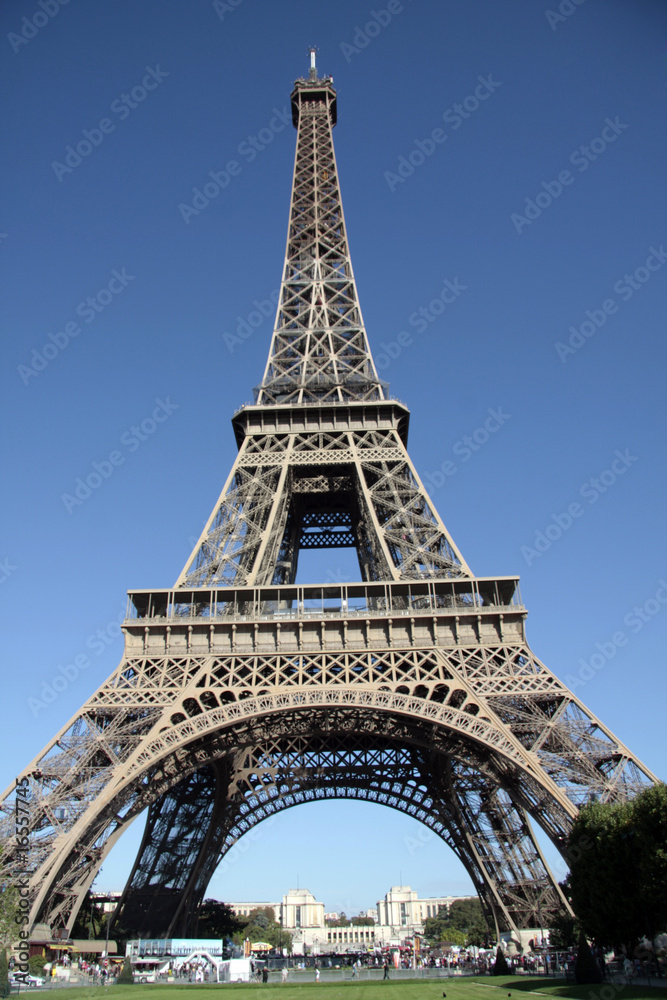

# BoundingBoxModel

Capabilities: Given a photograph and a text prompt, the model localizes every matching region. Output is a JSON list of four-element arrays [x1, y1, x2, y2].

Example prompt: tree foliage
[[0, 889, 18, 951], [234, 907, 292, 952], [117, 957, 134, 985], [440, 928, 467, 946], [70, 890, 107, 940], [549, 908, 579, 950], [326, 911, 373, 927], [422, 898, 490, 947], [28, 956, 46, 976], [0, 850, 19, 950], [0, 947, 8, 992], [448, 899, 485, 931], [491, 946, 510, 975], [574, 931, 602, 985], [196, 899, 244, 939], [567, 783, 667, 951]]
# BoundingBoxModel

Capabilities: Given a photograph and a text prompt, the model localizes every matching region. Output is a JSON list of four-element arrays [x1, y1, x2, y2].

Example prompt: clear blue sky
[[2, 0, 665, 916]]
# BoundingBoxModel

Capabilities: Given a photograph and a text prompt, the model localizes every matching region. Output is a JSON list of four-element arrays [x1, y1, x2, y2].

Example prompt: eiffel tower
[[1, 52, 657, 947]]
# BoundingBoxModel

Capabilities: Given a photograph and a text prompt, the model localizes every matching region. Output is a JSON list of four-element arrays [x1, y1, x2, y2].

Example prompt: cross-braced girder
[[79, 722, 570, 940], [1, 573, 656, 936], [1, 631, 654, 937], [177, 428, 471, 588]]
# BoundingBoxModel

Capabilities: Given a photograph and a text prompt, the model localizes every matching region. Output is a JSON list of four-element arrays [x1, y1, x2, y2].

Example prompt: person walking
[[315, 966, 320, 983], [383, 962, 389, 980]]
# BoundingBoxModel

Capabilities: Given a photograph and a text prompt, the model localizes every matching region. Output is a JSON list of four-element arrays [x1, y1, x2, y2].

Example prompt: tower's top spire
[[254, 52, 383, 407]]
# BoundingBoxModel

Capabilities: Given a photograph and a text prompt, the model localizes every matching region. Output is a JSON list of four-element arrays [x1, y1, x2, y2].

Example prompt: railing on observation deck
[[125, 577, 523, 624]]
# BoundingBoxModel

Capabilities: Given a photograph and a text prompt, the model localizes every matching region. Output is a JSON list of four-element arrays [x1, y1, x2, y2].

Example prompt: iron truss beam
[[115, 734, 569, 939]]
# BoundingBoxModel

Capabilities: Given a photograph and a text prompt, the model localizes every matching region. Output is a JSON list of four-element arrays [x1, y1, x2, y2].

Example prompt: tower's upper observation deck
[[290, 48, 337, 128]]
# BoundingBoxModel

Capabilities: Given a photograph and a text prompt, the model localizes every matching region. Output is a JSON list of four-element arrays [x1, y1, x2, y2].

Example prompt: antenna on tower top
[[308, 46, 317, 80]]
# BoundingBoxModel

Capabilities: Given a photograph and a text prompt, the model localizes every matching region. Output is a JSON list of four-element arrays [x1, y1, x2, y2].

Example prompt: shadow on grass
[[469, 976, 667, 999]]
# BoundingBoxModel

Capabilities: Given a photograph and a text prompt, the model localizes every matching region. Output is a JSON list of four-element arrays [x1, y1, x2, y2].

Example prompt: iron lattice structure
[[1, 56, 657, 945]]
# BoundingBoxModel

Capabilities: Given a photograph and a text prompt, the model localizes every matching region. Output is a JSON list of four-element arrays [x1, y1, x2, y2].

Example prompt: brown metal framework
[[0, 56, 657, 945]]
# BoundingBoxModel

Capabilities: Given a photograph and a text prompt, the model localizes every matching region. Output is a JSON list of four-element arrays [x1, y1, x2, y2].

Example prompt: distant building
[[282, 888, 324, 931], [90, 890, 122, 914], [227, 901, 281, 921], [225, 885, 477, 955], [376, 885, 476, 933]]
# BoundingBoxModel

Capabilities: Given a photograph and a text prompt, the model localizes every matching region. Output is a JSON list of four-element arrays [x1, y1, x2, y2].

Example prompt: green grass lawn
[[36, 976, 667, 1000]]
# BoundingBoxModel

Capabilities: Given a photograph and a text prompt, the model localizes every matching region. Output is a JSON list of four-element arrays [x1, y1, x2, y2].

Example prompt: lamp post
[[104, 905, 112, 964]]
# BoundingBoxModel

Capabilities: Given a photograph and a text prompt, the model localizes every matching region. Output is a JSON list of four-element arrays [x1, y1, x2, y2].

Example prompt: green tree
[[573, 931, 602, 985], [70, 890, 106, 940], [549, 908, 578, 950], [28, 957, 46, 976], [251, 909, 270, 930], [422, 909, 446, 942], [467, 918, 491, 948], [234, 907, 292, 953], [196, 899, 243, 939], [116, 957, 134, 985], [423, 898, 489, 947], [567, 783, 667, 951], [0, 947, 8, 994], [491, 945, 510, 976], [442, 929, 467, 946], [447, 898, 484, 932], [0, 850, 19, 951]]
